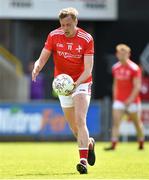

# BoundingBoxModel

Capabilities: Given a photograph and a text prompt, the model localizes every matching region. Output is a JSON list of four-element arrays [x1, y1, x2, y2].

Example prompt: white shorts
[[58, 82, 92, 108], [113, 100, 141, 113]]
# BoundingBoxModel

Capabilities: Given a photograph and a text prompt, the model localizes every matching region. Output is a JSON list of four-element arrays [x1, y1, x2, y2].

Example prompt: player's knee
[[73, 131, 78, 138], [71, 127, 78, 136]]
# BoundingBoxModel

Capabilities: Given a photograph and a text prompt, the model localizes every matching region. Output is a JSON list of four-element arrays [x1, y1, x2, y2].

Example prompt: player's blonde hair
[[116, 44, 131, 53], [59, 7, 78, 21]]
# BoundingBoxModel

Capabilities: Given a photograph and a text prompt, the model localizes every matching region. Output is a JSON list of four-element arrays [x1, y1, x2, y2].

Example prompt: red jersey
[[44, 27, 94, 82], [112, 59, 141, 103]]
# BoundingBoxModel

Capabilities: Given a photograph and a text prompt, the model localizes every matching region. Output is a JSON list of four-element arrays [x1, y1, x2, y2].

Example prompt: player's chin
[[65, 32, 70, 37]]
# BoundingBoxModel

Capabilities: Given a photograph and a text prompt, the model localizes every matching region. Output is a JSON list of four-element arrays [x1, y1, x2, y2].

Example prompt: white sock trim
[[111, 137, 118, 142], [80, 158, 87, 162], [79, 147, 88, 150], [138, 137, 145, 141]]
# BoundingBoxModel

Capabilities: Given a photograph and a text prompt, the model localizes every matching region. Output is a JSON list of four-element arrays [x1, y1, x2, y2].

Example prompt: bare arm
[[75, 55, 94, 86], [32, 48, 52, 82], [125, 77, 141, 105]]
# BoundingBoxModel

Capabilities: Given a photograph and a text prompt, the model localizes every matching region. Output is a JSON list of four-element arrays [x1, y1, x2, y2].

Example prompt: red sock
[[112, 141, 117, 149], [79, 148, 88, 163], [138, 138, 144, 148], [111, 138, 118, 149]]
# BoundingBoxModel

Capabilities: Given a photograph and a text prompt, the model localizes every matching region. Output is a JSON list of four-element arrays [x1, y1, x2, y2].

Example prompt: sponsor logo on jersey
[[115, 69, 131, 80], [57, 51, 82, 59], [56, 43, 64, 48]]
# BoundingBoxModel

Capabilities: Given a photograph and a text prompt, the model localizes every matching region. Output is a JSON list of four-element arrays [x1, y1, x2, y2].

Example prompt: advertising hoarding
[[0, 102, 101, 139], [0, 0, 118, 20]]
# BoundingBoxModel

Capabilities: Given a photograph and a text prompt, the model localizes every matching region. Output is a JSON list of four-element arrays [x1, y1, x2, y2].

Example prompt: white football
[[52, 74, 74, 96]]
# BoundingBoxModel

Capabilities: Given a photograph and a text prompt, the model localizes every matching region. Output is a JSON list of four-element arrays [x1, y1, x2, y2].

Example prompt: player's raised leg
[[62, 107, 78, 138], [58, 95, 78, 137], [73, 93, 90, 174], [129, 111, 145, 150]]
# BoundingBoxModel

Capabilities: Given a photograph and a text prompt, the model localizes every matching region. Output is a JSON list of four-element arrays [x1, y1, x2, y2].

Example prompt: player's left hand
[[74, 81, 80, 89], [65, 83, 77, 96]]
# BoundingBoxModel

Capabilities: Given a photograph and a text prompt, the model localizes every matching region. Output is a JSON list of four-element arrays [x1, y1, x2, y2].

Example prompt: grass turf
[[0, 142, 148, 179]]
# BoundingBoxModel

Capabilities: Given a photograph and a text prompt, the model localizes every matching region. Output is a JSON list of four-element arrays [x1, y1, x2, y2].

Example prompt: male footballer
[[32, 7, 95, 174], [105, 44, 145, 151]]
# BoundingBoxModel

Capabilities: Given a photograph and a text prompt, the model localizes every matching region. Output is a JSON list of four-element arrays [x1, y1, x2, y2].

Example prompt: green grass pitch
[[0, 142, 149, 179]]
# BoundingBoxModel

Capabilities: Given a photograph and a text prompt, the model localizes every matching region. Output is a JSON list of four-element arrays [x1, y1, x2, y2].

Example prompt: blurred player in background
[[105, 44, 145, 151], [32, 7, 95, 174]]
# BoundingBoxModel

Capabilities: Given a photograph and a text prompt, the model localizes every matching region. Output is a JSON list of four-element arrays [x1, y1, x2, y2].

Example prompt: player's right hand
[[32, 64, 40, 82]]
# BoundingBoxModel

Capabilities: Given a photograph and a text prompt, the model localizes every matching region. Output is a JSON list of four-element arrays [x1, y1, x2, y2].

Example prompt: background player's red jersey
[[44, 27, 94, 82], [112, 59, 141, 103]]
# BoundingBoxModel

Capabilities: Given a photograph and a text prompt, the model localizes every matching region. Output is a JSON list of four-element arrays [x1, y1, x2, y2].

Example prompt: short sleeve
[[44, 33, 53, 51], [132, 67, 142, 78], [84, 38, 94, 55]]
